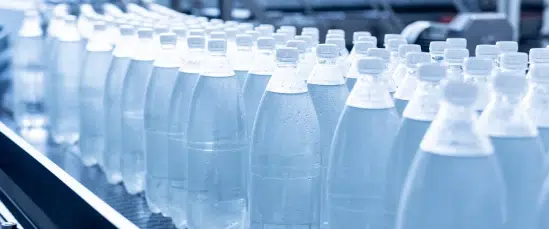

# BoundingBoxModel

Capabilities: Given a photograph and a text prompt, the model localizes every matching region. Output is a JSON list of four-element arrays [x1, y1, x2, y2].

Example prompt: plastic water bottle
[[394, 52, 431, 116], [348, 36, 375, 71], [249, 47, 320, 229], [523, 64, 549, 153], [51, 15, 84, 145], [443, 48, 468, 82], [367, 48, 396, 96], [225, 27, 238, 60], [477, 71, 546, 229], [396, 81, 505, 229], [233, 34, 254, 88], [328, 57, 399, 229], [475, 44, 500, 77], [167, 35, 205, 229], [79, 22, 113, 166], [78, 4, 96, 42], [104, 16, 121, 46], [13, 10, 46, 130], [172, 26, 188, 54], [463, 57, 493, 113], [302, 27, 320, 54], [295, 35, 316, 80], [287, 39, 313, 82], [384, 34, 405, 47], [345, 41, 376, 90], [307, 44, 349, 228], [242, 37, 276, 136], [386, 63, 445, 227], [386, 39, 407, 85], [429, 41, 448, 63], [326, 38, 350, 77], [446, 37, 467, 49], [527, 48, 549, 80], [121, 28, 156, 194], [392, 44, 421, 87], [45, 8, 67, 116], [144, 33, 180, 215], [186, 39, 247, 229], [103, 25, 136, 184]]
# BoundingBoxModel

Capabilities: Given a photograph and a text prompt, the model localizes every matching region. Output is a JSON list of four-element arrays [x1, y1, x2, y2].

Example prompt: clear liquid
[[386, 118, 431, 228], [490, 137, 547, 229], [168, 71, 200, 228], [242, 73, 271, 136], [345, 77, 357, 91], [13, 65, 47, 129], [394, 98, 409, 117], [144, 66, 180, 215], [538, 176, 549, 228], [396, 151, 506, 229], [539, 127, 549, 154], [103, 56, 131, 184], [307, 84, 348, 228], [327, 107, 400, 229], [45, 36, 59, 122], [235, 70, 248, 91], [249, 91, 321, 229], [186, 76, 248, 229]]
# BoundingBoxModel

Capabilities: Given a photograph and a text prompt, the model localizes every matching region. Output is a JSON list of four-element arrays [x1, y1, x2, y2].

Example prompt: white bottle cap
[[357, 36, 377, 45], [154, 24, 169, 34], [493, 71, 527, 95], [354, 41, 376, 55], [353, 31, 371, 42], [444, 48, 469, 64], [366, 48, 390, 62], [429, 41, 448, 55], [208, 39, 226, 52], [238, 22, 254, 32], [302, 27, 319, 34], [326, 33, 344, 40], [443, 81, 478, 106], [187, 36, 205, 48], [475, 44, 499, 59], [119, 25, 135, 36], [225, 21, 238, 27], [500, 52, 528, 70], [172, 26, 186, 38], [325, 38, 346, 51], [398, 44, 421, 58], [446, 38, 467, 49], [64, 15, 77, 24], [277, 47, 299, 62], [529, 48, 549, 64], [210, 31, 226, 39], [159, 33, 177, 45], [387, 38, 407, 52], [418, 63, 446, 82], [496, 41, 518, 53], [464, 57, 493, 75], [529, 64, 549, 83], [93, 21, 107, 31], [256, 26, 273, 36], [189, 29, 205, 36], [357, 57, 386, 75], [316, 44, 339, 58], [273, 33, 287, 46], [245, 30, 260, 41], [280, 25, 297, 36], [258, 24, 274, 32], [210, 18, 223, 24], [294, 35, 312, 49], [224, 27, 238, 40], [287, 40, 306, 54], [257, 37, 275, 50], [328, 29, 345, 36], [236, 34, 253, 47], [406, 52, 431, 68], [384, 34, 404, 45], [302, 31, 319, 45], [137, 28, 153, 39]]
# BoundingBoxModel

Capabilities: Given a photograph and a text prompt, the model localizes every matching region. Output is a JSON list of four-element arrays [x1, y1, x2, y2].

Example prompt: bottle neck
[[317, 57, 338, 65], [403, 81, 442, 121]]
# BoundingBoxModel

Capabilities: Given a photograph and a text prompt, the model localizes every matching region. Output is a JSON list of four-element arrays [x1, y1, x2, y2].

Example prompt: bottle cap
[[316, 44, 339, 58], [328, 29, 345, 37], [429, 41, 448, 55], [257, 37, 275, 50], [236, 34, 253, 47], [357, 36, 377, 44], [224, 27, 238, 40], [496, 41, 518, 53], [225, 21, 238, 27], [444, 48, 469, 64], [210, 31, 226, 39], [187, 35, 205, 48], [493, 71, 527, 95], [64, 15, 77, 24], [500, 52, 528, 70], [207, 39, 226, 52], [384, 34, 404, 46], [276, 47, 299, 62], [357, 57, 386, 75], [302, 27, 319, 34], [137, 28, 153, 39], [354, 41, 376, 55], [93, 21, 107, 31], [387, 38, 407, 52], [273, 33, 287, 46], [245, 30, 260, 41], [446, 38, 467, 48], [398, 44, 421, 58], [210, 18, 223, 24], [529, 48, 549, 64], [287, 40, 306, 54], [159, 33, 177, 45], [366, 48, 390, 62], [443, 81, 478, 106], [418, 63, 446, 82], [154, 24, 169, 34], [475, 44, 499, 58], [256, 25, 274, 36], [464, 57, 493, 75], [406, 52, 431, 68], [529, 64, 549, 83], [171, 26, 186, 38], [119, 25, 135, 36], [353, 31, 371, 42], [280, 25, 297, 36], [325, 38, 346, 51], [238, 22, 254, 32], [294, 35, 312, 48], [259, 24, 275, 31], [189, 29, 205, 36]]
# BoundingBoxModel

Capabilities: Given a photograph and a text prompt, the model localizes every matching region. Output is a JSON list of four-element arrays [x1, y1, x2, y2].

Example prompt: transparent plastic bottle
[[345, 41, 376, 90], [394, 52, 431, 116], [233, 34, 254, 88], [78, 4, 96, 42], [287, 39, 314, 82], [242, 37, 276, 136], [523, 64, 549, 153], [167, 35, 205, 229], [186, 39, 247, 229], [367, 48, 397, 97], [328, 57, 399, 229], [295, 35, 316, 79], [326, 38, 351, 78], [446, 37, 467, 49], [104, 16, 121, 46], [302, 27, 320, 54], [51, 15, 84, 145], [249, 47, 320, 229], [396, 81, 505, 229], [13, 10, 46, 130], [225, 27, 238, 60], [392, 44, 421, 87], [103, 25, 136, 184], [79, 22, 113, 166], [477, 71, 547, 229], [386, 39, 407, 85], [429, 41, 448, 63], [172, 26, 188, 54], [45, 9, 67, 119], [121, 28, 156, 194], [475, 44, 500, 77], [463, 57, 493, 113], [386, 63, 445, 228], [307, 44, 349, 229]]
